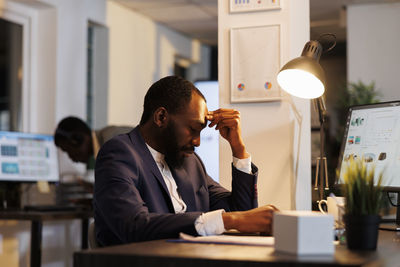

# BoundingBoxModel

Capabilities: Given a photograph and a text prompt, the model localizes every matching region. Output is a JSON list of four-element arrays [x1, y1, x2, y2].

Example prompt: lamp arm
[[314, 96, 327, 124], [313, 96, 329, 200]]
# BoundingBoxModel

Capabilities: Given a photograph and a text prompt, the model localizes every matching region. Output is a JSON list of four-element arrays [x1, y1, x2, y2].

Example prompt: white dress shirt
[[146, 144, 187, 213], [146, 144, 251, 236]]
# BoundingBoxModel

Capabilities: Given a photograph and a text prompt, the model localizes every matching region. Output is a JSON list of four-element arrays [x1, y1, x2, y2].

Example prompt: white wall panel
[[218, 0, 311, 210]]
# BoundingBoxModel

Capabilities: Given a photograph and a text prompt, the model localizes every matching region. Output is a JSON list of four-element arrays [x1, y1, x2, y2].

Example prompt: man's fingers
[[209, 108, 239, 114], [208, 115, 240, 128], [267, 204, 279, 211], [216, 121, 238, 131], [208, 114, 240, 124], [207, 109, 241, 133], [210, 120, 238, 129], [208, 109, 240, 120]]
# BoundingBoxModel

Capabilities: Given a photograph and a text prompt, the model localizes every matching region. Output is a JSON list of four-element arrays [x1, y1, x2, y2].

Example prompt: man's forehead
[[187, 112, 208, 126], [181, 94, 208, 123], [187, 102, 208, 114]]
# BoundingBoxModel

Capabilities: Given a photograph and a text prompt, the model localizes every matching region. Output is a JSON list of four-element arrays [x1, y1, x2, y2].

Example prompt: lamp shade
[[277, 40, 326, 99]]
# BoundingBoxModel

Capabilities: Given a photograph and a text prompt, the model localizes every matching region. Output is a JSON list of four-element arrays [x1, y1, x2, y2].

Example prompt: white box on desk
[[273, 210, 334, 255]]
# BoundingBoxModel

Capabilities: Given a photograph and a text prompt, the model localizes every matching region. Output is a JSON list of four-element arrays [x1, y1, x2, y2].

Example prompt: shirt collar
[[145, 143, 165, 164]]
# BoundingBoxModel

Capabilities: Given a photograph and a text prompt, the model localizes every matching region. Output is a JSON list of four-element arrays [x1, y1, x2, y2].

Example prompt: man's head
[[54, 117, 93, 163], [140, 76, 208, 168]]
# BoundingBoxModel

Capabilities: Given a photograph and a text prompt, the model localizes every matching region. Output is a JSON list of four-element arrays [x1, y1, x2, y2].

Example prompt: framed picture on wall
[[230, 24, 281, 103], [230, 0, 281, 13]]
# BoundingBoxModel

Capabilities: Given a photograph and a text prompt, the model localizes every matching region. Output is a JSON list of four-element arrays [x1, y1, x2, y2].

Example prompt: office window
[[0, 18, 23, 131]]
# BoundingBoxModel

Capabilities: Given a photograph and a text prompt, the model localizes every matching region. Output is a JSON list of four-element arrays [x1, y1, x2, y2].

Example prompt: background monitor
[[336, 101, 400, 230], [337, 101, 400, 190], [0, 131, 59, 182]]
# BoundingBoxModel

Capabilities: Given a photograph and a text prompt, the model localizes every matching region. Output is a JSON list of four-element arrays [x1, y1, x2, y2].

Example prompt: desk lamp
[[277, 34, 335, 201]]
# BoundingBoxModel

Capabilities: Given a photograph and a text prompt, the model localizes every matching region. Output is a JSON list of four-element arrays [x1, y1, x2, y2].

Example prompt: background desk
[[0, 209, 93, 267], [74, 230, 400, 267]]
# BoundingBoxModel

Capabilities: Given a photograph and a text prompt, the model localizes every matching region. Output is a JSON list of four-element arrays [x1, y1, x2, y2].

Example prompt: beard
[[163, 120, 194, 169]]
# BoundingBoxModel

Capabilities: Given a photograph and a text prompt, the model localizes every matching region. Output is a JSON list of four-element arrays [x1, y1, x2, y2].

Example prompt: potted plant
[[341, 158, 385, 250]]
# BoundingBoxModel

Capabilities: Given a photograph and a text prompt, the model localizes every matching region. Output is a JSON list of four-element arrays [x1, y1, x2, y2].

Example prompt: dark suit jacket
[[94, 126, 258, 246]]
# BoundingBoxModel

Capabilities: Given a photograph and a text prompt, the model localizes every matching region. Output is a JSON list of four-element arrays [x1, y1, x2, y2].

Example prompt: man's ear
[[153, 107, 168, 128]]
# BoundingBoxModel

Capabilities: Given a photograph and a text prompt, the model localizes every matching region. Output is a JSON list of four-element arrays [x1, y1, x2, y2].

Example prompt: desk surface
[[73, 230, 400, 267], [0, 209, 93, 221]]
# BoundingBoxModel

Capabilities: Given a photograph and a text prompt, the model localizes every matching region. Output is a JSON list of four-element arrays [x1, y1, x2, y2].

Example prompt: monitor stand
[[380, 192, 400, 232]]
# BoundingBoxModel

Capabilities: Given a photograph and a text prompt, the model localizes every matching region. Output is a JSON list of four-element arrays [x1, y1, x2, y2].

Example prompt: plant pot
[[344, 214, 380, 250]]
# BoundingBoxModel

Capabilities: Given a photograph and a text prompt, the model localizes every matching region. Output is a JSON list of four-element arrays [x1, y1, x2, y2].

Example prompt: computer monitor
[[337, 101, 400, 230], [0, 131, 59, 182]]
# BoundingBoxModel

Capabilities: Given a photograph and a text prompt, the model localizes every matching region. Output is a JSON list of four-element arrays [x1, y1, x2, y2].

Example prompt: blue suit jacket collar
[[128, 127, 174, 211], [128, 126, 197, 212]]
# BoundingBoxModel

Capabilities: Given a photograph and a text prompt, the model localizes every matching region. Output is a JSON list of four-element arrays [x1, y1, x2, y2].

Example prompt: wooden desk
[[73, 230, 400, 267], [0, 209, 93, 267]]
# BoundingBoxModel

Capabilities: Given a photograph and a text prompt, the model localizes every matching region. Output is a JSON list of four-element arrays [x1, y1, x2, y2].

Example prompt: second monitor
[[0, 131, 59, 183]]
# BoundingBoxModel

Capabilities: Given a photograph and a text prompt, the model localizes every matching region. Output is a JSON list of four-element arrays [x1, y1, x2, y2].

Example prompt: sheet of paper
[[178, 233, 274, 246]]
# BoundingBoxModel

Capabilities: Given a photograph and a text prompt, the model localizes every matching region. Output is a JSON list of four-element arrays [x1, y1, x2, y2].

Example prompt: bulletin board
[[230, 25, 281, 103]]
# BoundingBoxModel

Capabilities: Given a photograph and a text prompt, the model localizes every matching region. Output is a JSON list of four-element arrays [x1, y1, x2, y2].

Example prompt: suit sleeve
[[94, 138, 201, 245], [196, 154, 258, 212]]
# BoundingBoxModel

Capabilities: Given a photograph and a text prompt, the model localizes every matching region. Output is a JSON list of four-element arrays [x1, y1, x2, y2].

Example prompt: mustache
[[183, 147, 195, 152]]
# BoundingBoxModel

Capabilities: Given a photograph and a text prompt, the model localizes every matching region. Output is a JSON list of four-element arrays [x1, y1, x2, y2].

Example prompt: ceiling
[[113, 0, 400, 46], [113, 0, 218, 45]]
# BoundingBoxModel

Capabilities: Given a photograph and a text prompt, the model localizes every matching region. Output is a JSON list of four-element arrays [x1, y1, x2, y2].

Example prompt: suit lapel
[[170, 166, 196, 211], [128, 127, 173, 210]]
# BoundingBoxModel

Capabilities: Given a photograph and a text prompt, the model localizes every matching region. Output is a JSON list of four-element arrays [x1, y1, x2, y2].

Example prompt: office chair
[[88, 221, 99, 249]]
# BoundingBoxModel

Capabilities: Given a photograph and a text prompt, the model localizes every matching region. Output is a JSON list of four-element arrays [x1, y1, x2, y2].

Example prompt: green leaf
[[341, 158, 384, 215]]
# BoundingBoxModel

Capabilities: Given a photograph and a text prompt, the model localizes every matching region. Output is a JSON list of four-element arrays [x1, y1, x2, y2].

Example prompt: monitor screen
[[337, 101, 400, 189], [0, 131, 59, 182]]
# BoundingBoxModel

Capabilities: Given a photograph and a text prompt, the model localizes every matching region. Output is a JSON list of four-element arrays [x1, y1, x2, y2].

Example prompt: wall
[[107, 1, 210, 126], [218, 0, 311, 210], [347, 2, 400, 100], [0, 1, 106, 267], [39, 0, 107, 123], [0, 0, 107, 133]]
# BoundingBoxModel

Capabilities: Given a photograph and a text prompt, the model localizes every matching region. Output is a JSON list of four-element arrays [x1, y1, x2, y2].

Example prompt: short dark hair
[[139, 76, 205, 125], [54, 116, 91, 147]]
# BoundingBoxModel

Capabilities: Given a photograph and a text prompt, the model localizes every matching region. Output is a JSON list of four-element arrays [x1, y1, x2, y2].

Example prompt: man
[[94, 76, 276, 246], [54, 117, 132, 165]]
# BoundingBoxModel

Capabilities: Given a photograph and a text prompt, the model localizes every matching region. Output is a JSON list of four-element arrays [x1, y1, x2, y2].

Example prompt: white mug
[[318, 196, 345, 222]]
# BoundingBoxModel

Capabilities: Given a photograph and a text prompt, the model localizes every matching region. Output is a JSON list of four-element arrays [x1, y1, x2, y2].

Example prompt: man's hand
[[207, 109, 249, 159], [222, 205, 279, 235]]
